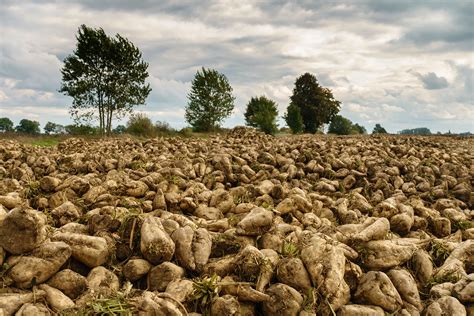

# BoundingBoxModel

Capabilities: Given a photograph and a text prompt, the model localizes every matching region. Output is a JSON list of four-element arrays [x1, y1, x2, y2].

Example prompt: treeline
[[57, 25, 375, 137], [0, 115, 187, 137], [398, 127, 431, 135], [0, 118, 101, 136], [3, 115, 469, 138], [0, 114, 388, 137]]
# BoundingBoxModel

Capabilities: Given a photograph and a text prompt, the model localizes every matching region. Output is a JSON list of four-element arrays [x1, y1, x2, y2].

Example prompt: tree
[[372, 123, 387, 134], [352, 123, 367, 134], [44, 122, 65, 135], [60, 24, 151, 136], [244, 96, 279, 135], [290, 73, 340, 133], [155, 120, 174, 133], [399, 127, 431, 135], [284, 103, 304, 134], [328, 115, 353, 135], [65, 124, 98, 135], [185, 67, 235, 132], [126, 113, 155, 136], [0, 117, 14, 132], [15, 119, 40, 134], [112, 125, 127, 134]]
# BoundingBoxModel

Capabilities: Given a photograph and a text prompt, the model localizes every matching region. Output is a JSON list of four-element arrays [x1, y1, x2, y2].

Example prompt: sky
[[0, 0, 473, 133]]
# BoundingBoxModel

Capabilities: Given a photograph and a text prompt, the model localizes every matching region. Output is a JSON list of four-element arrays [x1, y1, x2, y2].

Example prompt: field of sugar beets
[[0, 127, 472, 315]]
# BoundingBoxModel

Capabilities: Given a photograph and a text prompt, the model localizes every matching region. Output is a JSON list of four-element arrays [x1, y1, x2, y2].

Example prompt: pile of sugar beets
[[0, 127, 472, 315]]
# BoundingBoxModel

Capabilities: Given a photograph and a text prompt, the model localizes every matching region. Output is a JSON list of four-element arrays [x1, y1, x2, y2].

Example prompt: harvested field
[[0, 127, 472, 315]]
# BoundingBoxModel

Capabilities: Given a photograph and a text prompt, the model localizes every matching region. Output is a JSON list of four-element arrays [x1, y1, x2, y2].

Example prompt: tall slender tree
[[60, 25, 151, 135], [284, 103, 304, 134]]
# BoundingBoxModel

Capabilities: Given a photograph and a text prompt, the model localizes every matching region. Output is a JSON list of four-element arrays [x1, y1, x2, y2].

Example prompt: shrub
[[244, 96, 279, 135], [179, 127, 193, 137], [284, 103, 304, 134], [126, 113, 155, 137]]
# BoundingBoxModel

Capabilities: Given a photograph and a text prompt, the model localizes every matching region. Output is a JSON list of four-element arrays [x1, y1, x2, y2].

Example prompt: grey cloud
[[412, 72, 449, 90], [386, 2, 473, 50], [400, 25, 474, 49], [317, 73, 336, 86], [452, 63, 473, 96]]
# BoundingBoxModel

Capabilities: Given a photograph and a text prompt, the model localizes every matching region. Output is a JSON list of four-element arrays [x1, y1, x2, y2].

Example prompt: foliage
[[44, 121, 66, 134], [290, 73, 341, 133], [25, 181, 41, 199], [155, 120, 175, 133], [112, 125, 127, 134], [429, 240, 451, 267], [29, 138, 61, 147], [284, 103, 304, 134], [352, 123, 367, 134], [372, 123, 388, 134], [15, 119, 40, 134], [65, 124, 99, 135], [126, 113, 155, 137], [328, 115, 367, 135], [179, 127, 193, 137], [77, 294, 134, 315], [244, 96, 278, 135], [453, 220, 474, 231], [399, 127, 432, 135], [328, 115, 353, 135], [60, 24, 151, 136], [302, 288, 317, 312], [192, 274, 221, 312], [0, 117, 14, 132], [185, 67, 235, 132], [280, 240, 300, 258], [279, 127, 292, 134]]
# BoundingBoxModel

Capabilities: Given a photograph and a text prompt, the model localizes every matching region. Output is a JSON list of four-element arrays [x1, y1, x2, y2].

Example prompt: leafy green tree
[[0, 117, 14, 132], [328, 115, 353, 135], [60, 24, 151, 136], [352, 123, 367, 134], [185, 67, 235, 132], [126, 113, 155, 136], [284, 103, 304, 134], [372, 123, 388, 134], [44, 122, 65, 134], [244, 96, 278, 135], [290, 73, 340, 133], [112, 125, 127, 134], [44, 122, 56, 134], [15, 119, 40, 134]]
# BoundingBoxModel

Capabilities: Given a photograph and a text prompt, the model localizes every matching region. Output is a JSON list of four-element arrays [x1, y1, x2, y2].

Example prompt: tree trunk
[[104, 98, 113, 136], [107, 107, 113, 136], [97, 79, 105, 136]]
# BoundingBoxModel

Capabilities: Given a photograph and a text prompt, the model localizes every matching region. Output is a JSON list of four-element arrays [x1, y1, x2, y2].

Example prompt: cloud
[[411, 71, 449, 90], [381, 104, 405, 113], [0, 0, 473, 133], [345, 103, 370, 113]]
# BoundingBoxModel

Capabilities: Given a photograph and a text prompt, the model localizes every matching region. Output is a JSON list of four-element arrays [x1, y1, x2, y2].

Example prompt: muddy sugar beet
[[0, 128, 472, 315]]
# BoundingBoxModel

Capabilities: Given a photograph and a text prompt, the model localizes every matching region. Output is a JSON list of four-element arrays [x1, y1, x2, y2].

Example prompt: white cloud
[[381, 104, 405, 113], [345, 103, 370, 113]]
